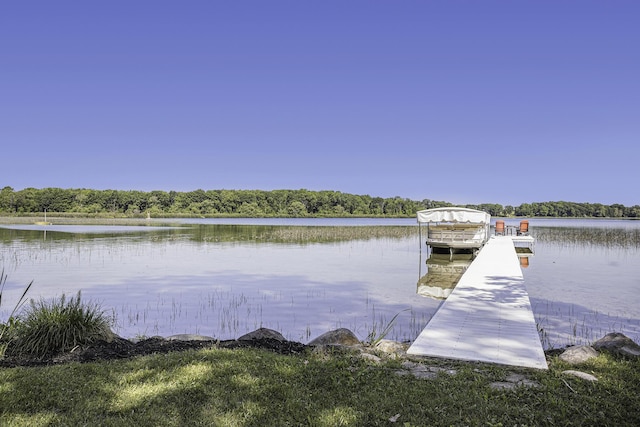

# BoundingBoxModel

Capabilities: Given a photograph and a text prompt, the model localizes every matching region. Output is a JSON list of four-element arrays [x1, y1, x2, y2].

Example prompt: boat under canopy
[[417, 207, 491, 254]]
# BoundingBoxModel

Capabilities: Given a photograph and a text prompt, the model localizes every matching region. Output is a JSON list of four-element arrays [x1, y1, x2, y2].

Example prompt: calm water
[[1, 218, 639, 349]]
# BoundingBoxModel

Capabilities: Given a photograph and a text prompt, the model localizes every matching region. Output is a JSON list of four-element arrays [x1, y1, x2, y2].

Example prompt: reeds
[[8, 291, 114, 359], [194, 225, 418, 244], [0, 270, 32, 357], [533, 227, 640, 250], [533, 299, 640, 350], [366, 308, 410, 345]]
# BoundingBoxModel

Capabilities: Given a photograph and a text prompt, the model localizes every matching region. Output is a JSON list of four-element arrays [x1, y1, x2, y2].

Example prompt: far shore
[[1, 214, 638, 226]]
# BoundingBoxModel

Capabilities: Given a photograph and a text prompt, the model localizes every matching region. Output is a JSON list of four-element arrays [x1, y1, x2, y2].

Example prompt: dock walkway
[[408, 236, 548, 369]]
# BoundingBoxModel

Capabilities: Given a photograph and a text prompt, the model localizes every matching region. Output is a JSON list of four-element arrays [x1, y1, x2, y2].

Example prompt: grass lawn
[[1, 346, 639, 426]]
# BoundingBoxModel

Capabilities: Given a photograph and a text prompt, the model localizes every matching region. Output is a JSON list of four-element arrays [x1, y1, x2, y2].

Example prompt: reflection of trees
[[0, 225, 417, 246]]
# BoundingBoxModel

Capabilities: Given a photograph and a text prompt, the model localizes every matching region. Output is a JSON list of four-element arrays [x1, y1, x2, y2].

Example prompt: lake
[[1, 218, 639, 349]]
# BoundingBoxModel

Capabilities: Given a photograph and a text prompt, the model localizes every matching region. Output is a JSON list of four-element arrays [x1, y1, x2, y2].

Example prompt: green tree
[[0, 186, 15, 213], [238, 202, 264, 217], [286, 201, 308, 217]]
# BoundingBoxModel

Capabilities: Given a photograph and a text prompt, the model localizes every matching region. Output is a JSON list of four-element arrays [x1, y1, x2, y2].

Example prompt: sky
[[1, 1, 639, 207]]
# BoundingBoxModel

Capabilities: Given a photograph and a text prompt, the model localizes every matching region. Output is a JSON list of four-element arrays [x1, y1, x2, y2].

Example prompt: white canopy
[[416, 207, 491, 224]]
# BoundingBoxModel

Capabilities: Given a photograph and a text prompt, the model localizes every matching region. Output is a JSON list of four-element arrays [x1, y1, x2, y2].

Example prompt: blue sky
[[1, 1, 638, 206]]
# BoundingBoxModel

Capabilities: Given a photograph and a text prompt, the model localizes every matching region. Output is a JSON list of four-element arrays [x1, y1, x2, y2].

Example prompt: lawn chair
[[495, 220, 505, 236], [517, 220, 529, 236]]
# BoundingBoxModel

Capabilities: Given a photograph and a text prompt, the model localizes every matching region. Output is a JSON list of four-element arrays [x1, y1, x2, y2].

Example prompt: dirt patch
[[0, 337, 308, 368]]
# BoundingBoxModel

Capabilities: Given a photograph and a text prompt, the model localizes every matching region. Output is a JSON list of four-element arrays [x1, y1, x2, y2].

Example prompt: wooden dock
[[408, 236, 548, 370]]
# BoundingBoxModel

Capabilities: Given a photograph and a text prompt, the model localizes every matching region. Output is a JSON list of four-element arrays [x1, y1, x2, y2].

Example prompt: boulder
[[592, 333, 640, 358], [559, 345, 599, 365], [238, 328, 285, 342], [308, 328, 361, 346]]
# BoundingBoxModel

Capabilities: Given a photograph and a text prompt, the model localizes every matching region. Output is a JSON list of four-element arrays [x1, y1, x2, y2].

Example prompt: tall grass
[[366, 308, 410, 346], [533, 227, 640, 249], [9, 291, 114, 359], [0, 270, 32, 358], [194, 225, 418, 244]]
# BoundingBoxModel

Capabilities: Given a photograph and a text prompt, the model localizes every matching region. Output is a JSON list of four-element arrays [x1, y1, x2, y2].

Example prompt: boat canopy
[[416, 207, 491, 224]]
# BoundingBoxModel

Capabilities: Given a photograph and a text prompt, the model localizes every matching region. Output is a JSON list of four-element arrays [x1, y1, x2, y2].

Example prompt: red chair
[[495, 220, 505, 236], [517, 220, 529, 236]]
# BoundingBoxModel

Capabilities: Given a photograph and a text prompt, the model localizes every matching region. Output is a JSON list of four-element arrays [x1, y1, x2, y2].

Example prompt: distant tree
[[515, 203, 533, 217], [608, 204, 625, 218], [237, 202, 264, 217], [3, 186, 638, 219], [0, 186, 15, 213], [286, 200, 308, 217]]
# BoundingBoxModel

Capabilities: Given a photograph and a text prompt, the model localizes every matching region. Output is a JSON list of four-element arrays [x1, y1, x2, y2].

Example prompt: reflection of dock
[[408, 236, 547, 369]]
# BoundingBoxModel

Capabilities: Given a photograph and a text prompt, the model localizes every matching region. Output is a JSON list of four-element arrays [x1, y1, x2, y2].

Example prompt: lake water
[[1, 218, 639, 349]]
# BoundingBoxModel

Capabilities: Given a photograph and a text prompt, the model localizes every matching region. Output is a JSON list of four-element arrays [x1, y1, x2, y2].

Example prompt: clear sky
[[1, 1, 638, 207]]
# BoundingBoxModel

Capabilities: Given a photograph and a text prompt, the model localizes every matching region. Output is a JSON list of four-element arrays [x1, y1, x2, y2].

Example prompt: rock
[[374, 339, 408, 356], [167, 334, 215, 341], [592, 333, 640, 358], [308, 328, 361, 346], [489, 373, 540, 390], [359, 352, 382, 364], [397, 361, 456, 380], [238, 328, 285, 342], [562, 370, 598, 382], [559, 345, 599, 364], [402, 366, 437, 380]]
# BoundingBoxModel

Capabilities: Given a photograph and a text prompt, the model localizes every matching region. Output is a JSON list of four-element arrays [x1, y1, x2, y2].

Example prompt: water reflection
[[1, 219, 639, 349], [417, 251, 473, 300]]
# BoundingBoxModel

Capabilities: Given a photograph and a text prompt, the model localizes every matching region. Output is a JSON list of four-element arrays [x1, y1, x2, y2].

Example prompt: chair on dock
[[517, 220, 529, 236], [495, 220, 505, 236]]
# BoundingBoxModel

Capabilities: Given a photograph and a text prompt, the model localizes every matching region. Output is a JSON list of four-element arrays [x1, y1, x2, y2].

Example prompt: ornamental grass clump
[[10, 291, 114, 359], [0, 270, 33, 358]]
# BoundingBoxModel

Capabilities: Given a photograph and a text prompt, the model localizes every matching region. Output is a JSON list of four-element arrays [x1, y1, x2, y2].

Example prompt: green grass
[[0, 271, 33, 358], [7, 292, 113, 359], [1, 347, 639, 426]]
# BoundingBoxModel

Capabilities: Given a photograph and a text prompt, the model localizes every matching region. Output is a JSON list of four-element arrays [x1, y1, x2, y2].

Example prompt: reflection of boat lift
[[417, 251, 473, 300]]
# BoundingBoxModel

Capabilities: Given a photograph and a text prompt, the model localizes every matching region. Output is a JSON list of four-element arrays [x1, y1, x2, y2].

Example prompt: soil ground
[[0, 337, 308, 368]]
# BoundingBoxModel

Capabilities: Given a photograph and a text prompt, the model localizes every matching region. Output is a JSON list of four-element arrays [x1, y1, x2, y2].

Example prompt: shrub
[[10, 291, 114, 359], [0, 270, 32, 358]]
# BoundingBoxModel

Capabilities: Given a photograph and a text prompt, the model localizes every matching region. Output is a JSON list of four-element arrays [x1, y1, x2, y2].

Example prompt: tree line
[[1, 186, 638, 218]]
